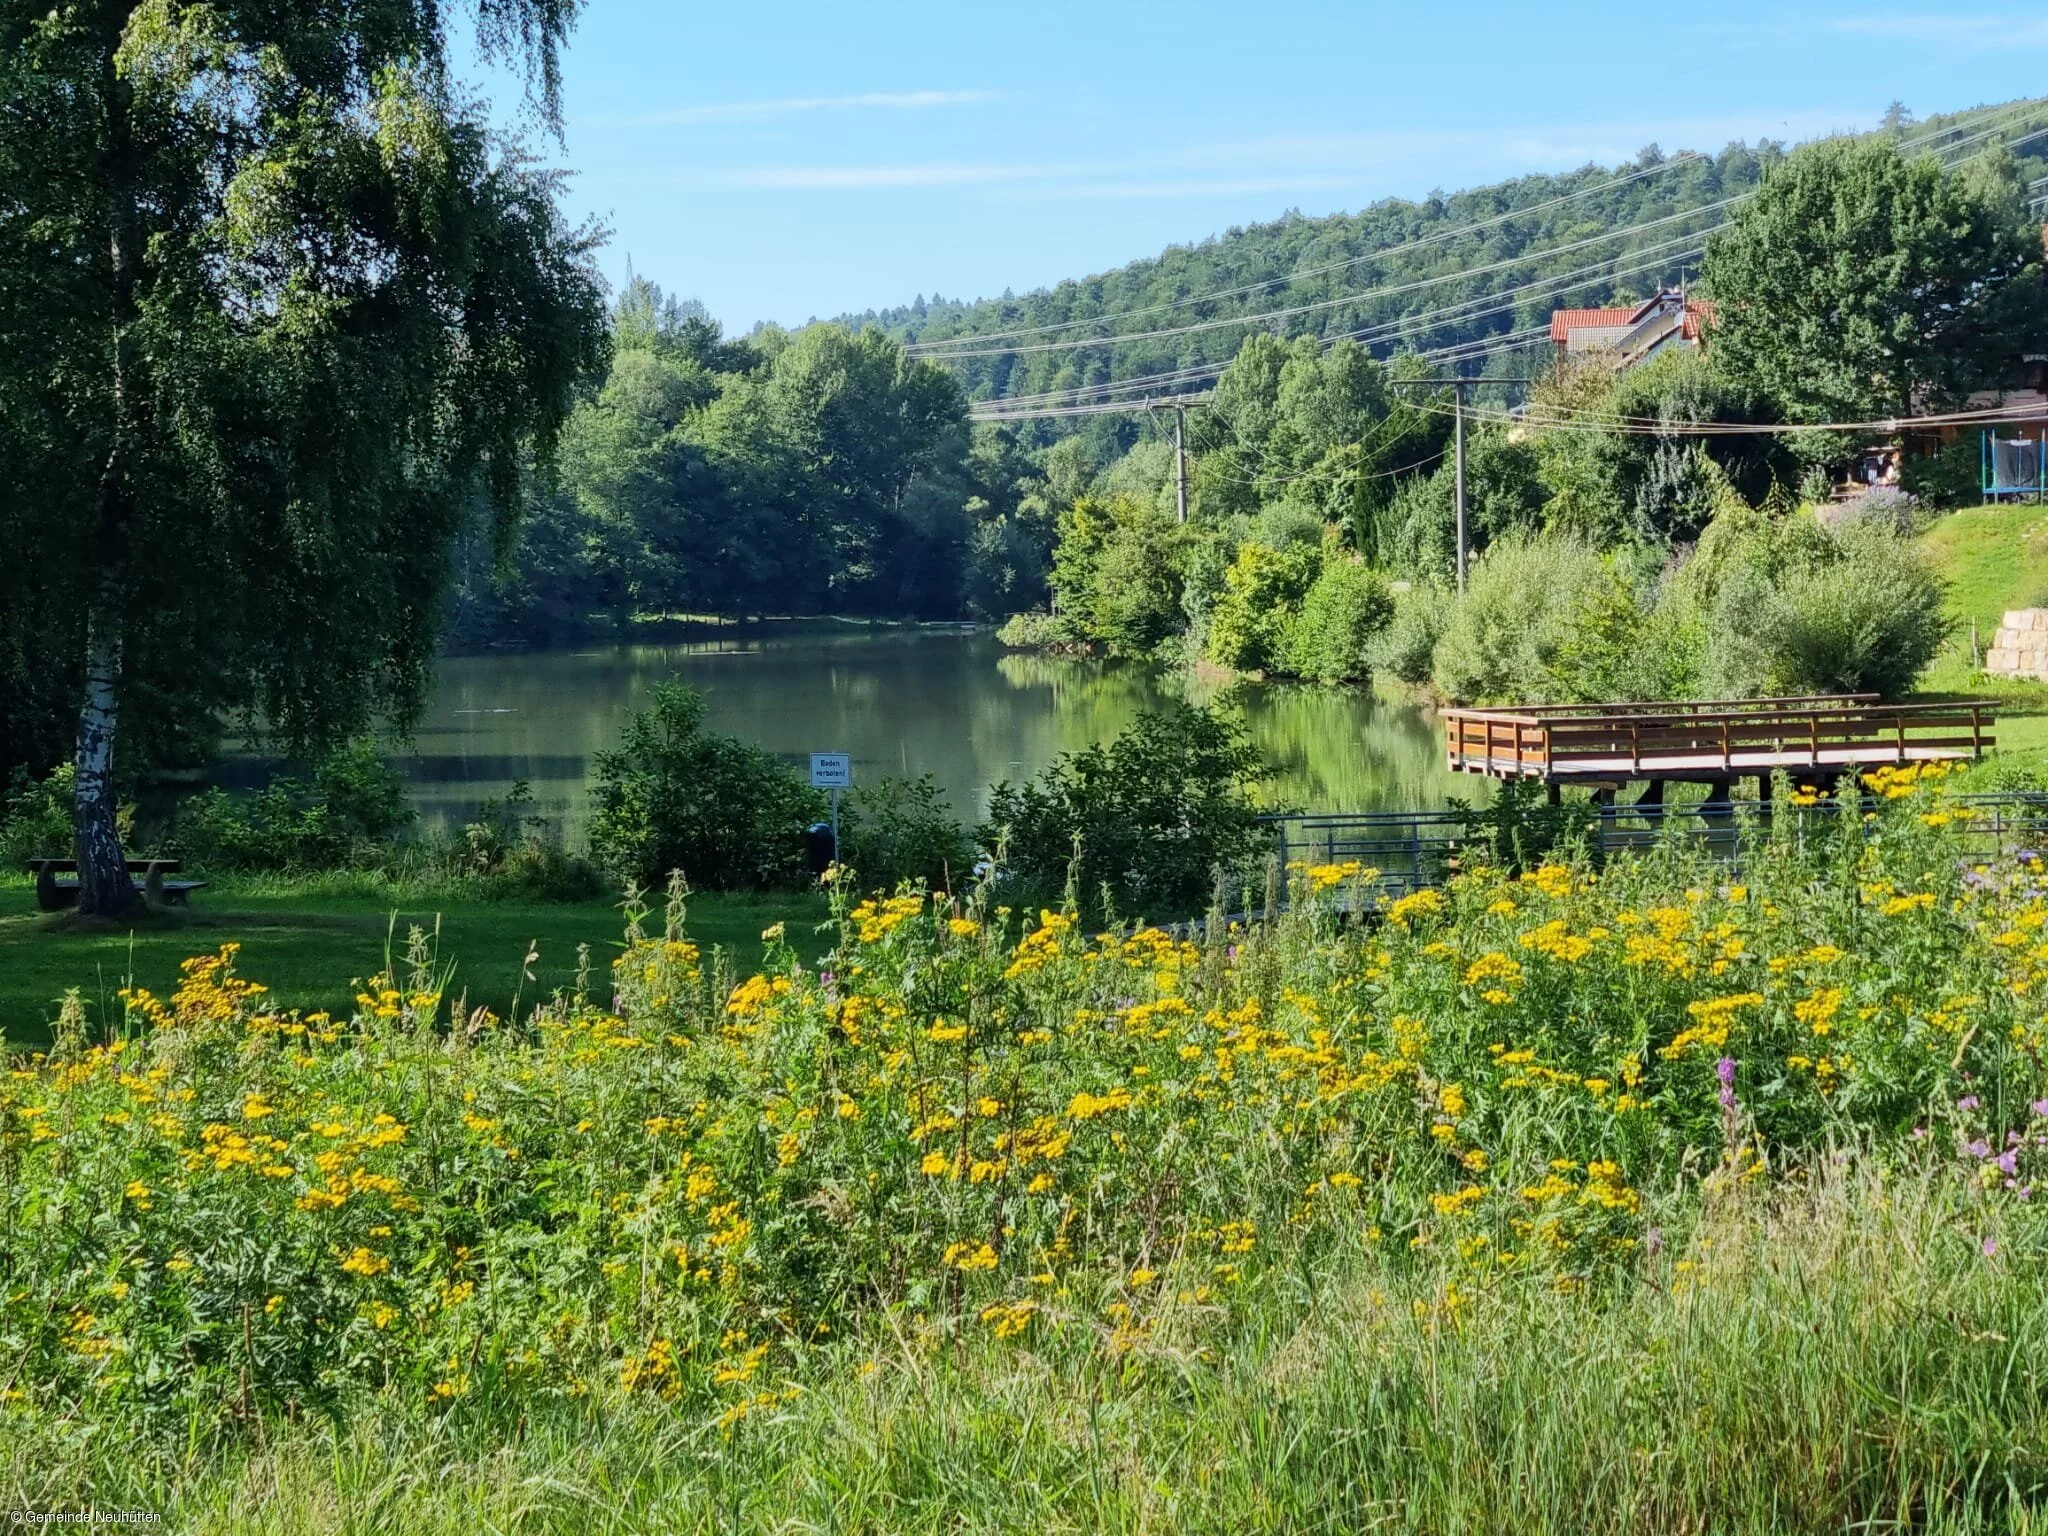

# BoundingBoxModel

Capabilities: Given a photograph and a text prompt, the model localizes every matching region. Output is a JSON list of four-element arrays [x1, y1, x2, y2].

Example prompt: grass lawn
[[0, 878, 831, 1049], [1916, 502, 2048, 772]]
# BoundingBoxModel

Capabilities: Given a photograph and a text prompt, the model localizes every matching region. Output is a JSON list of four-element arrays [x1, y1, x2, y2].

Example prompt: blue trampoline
[[1984, 429, 2048, 502]]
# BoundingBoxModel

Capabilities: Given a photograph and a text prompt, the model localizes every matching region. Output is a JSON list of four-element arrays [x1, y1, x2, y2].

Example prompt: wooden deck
[[1443, 697, 1996, 785]]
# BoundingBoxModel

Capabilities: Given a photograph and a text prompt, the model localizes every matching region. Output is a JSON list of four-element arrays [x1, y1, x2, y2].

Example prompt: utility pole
[[1173, 403, 1188, 525], [1453, 379, 1469, 594], [1146, 396, 1203, 523], [1388, 373, 1505, 593]]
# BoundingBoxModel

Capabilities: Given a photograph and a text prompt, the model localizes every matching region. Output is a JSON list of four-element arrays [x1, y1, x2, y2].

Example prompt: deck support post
[[1699, 778, 1734, 825], [1545, 780, 1561, 807]]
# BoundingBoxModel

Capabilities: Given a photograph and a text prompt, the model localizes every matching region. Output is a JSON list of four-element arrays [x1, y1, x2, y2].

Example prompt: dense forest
[[846, 102, 2048, 421], [444, 99, 2048, 661]]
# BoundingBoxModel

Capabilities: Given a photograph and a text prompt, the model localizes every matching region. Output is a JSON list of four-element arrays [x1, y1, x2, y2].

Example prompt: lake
[[397, 627, 1472, 843]]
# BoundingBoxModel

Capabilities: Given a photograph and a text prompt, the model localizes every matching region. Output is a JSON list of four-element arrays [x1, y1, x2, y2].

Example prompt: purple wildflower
[[1967, 1139, 1991, 1159], [1983, 1237, 2000, 1257], [2033, 1100, 2048, 1118], [1959, 1095, 1981, 1111], [1998, 1150, 2020, 1176]]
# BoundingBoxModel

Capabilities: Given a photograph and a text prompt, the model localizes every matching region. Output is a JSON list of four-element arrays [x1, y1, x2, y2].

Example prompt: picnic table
[[25, 858, 207, 912]]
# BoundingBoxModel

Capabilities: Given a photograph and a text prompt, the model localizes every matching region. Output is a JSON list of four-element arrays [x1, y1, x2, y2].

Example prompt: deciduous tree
[[0, 0, 609, 912]]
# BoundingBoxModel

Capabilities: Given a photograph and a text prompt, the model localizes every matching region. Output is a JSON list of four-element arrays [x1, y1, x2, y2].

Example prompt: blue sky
[[483, 2, 2048, 332]]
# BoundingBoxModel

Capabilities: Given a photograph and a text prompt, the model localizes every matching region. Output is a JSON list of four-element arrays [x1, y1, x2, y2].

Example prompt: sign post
[[810, 753, 852, 863]]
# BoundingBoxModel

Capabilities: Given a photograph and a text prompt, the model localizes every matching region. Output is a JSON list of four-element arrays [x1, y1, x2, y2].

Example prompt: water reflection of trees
[[994, 651, 1470, 814], [408, 637, 1477, 840]]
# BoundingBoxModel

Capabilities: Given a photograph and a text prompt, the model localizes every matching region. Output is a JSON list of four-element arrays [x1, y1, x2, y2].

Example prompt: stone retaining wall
[[1985, 609, 2048, 681]]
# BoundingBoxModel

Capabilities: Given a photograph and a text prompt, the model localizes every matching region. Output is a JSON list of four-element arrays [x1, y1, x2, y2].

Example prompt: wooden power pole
[[1452, 379, 1469, 593], [1173, 403, 1188, 524]]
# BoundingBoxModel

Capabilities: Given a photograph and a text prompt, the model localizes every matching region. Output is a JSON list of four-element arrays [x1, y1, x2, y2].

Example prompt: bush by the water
[[838, 774, 975, 891], [171, 741, 416, 872], [1423, 511, 1949, 705], [993, 609, 1073, 650], [1202, 535, 1395, 682], [587, 682, 826, 891], [12, 769, 2048, 1531], [982, 703, 1270, 919]]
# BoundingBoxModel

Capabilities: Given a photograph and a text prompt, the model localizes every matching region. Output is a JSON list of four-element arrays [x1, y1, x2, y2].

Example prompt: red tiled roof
[[1549, 297, 1716, 345], [1549, 307, 1632, 343]]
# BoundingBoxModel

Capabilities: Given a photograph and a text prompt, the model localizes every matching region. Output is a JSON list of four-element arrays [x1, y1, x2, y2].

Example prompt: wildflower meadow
[[7, 765, 2048, 1531]]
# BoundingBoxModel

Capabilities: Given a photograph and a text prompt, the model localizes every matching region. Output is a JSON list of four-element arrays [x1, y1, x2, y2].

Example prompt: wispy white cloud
[[1825, 13, 2048, 47], [690, 108, 1879, 201], [711, 161, 1062, 189], [636, 90, 1000, 127], [1032, 176, 1364, 201]]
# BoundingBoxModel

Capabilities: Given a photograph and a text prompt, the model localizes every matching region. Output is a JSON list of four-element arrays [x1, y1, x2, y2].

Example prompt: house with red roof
[[1549, 290, 1712, 370]]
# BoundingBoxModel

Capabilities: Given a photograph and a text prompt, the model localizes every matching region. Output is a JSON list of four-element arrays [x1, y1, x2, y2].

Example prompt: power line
[[907, 153, 1710, 352], [967, 114, 2048, 422], [934, 101, 2048, 366], [969, 241, 1713, 417]]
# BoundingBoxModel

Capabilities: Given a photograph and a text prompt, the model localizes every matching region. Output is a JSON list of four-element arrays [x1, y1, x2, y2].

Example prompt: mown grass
[[0, 875, 828, 1048]]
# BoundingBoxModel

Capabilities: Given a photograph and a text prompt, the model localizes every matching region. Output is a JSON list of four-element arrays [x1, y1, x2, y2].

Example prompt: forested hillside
[[845, 103, 2047, 422], [437, 99, 2048, 665]]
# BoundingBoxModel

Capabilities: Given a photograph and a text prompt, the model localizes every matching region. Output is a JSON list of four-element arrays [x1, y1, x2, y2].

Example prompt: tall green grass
[[7, 1168, 2044, 1533]]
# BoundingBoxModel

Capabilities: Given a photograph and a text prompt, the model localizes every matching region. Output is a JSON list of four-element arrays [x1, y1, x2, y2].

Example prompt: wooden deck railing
[[1443, 697, 1996, 782]]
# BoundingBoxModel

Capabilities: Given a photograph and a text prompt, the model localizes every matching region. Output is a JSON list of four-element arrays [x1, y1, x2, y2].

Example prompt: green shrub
[[1277, 555, 1394, 683], [1370, 581, 1451, 686], [447, 782, 606, 901], [1701, 519, 1950, 699], [1901, 433, 1983, 509], [0, 763, 75, 865], [982, 704, 1271, 920], [839, 775, 973, 891], [587, 681, 824, 890], [1428, 535, 1618, 703], [1541, 563, 1703, 703], [1205, 540, 1322, 672], [994, 610, 1075, 649], [1048, 495, 1187, 657], [172, 742, 414, 872]]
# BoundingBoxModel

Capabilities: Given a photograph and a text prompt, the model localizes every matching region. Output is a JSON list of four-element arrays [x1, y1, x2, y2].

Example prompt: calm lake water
[[397, 627, 1470, 843]]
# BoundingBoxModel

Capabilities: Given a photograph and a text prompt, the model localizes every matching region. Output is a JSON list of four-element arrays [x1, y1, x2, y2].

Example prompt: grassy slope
[[0, 879, 829, 1048], [1918, 501, 2048, 767]]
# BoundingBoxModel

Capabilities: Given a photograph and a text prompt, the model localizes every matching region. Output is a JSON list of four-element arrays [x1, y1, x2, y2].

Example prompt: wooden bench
[[26, 858, 207, 912]]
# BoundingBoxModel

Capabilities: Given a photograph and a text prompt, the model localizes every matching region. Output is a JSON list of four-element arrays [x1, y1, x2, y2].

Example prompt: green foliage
[[445, 783, 607, 903], [1449, 780, 1599, 874], [1388, 427, 1550, 576], [1205, 541, 1323, 672], [587, 683, 825, 891], [0, 764, 76, 865], [1047, 495, 1187, 656], [1703, 134, 2048, 421], [1901, 434, 1986, 510], [982, 706, 1270, 919], [994, 610, 1076, 649], [1529, 353, 1787, 549], [1371, 582, 1452, 686], [1277, 556, 1395, 684], [839, 776, 974, 892], [1701, 519, 1952, 698], [172, 745, 416, 874], [1429, 536, 1624, 703]]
